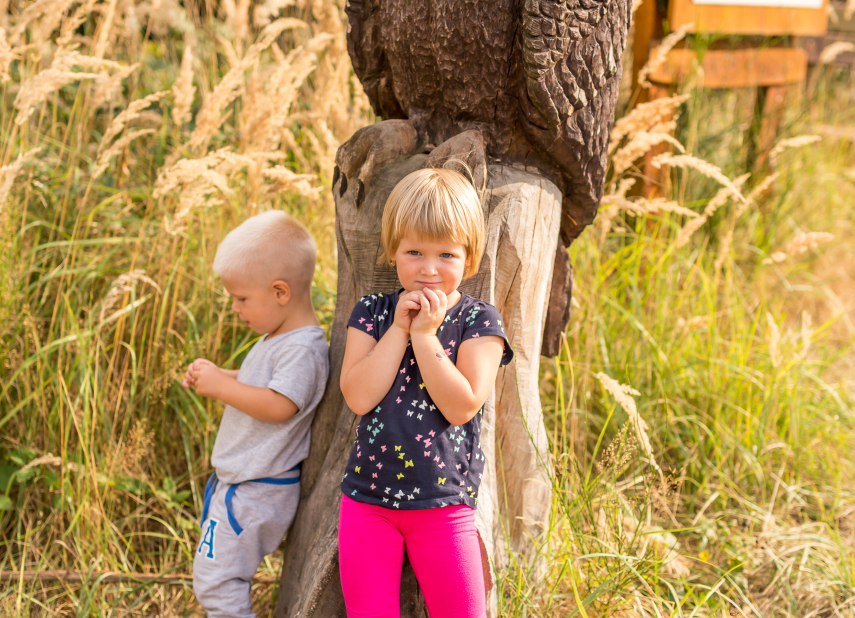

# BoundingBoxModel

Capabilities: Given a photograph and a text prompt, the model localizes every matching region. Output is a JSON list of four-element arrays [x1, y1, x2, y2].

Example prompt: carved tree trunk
[[274, 152, 561, 617]]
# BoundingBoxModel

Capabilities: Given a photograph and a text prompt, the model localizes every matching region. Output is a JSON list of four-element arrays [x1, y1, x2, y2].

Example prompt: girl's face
[[393, 234, 469, 298]]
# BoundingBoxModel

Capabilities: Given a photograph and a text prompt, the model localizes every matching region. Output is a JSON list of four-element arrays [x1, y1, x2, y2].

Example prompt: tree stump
[[274, 149, 561, 617]]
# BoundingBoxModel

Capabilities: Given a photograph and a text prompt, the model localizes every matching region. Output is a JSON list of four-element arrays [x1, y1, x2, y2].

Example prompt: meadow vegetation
[[0, 0, 853, 615]]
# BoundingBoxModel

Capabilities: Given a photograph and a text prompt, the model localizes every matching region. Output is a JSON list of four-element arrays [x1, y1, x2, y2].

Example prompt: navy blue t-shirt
[[340, 290, 514, 510]]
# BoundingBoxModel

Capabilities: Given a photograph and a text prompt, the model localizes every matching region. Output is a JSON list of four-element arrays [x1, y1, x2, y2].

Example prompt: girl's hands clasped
[[392, 290, 423, 334], [410, 287, 447, 337]]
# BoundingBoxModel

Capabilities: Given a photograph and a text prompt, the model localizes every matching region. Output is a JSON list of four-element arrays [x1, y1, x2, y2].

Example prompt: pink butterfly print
[[429, 430, 436, 437], [366, 324, 373, 332], [377, 463, 383, 469], [358, 317, 365, 324], [410, 359, 415, 365], [356, 451, 361, 458], [372, 474, 377, 479], [415, 434, 423, 441], [370, 483, 376, 489], [381, 445, 387, 452], [433, 456, 440, 462], [405, 376, 410, 383], [438, 462, 445, 469], [424, 451, 430, 456], [400, 368, 406, 374], [400, 386, 406, 391], [467, 453, 471, 460], [472, 333, 480, 338], [424, 439, 432, 447], [396, 397, 402, 404], [456, 464, 461, 470], [463, 471, 468, 476], [450, 340, 456, 347], [445, 349, 452, 356], [484, 320, 490, 327], [460, 481, 465, 486], [369, 455, 375, 461]]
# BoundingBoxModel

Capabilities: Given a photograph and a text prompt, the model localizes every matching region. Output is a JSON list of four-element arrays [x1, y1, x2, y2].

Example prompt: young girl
[[338, 166, 514, 618]]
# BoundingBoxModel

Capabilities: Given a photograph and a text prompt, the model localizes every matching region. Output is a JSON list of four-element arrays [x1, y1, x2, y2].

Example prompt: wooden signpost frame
[[632, 0, 828, 187]]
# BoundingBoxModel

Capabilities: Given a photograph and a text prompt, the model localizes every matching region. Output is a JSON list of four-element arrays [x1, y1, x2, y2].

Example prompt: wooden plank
[[669, 0, 828, 36], [650, 47, 808, 87], [632, 0, 665, 101]]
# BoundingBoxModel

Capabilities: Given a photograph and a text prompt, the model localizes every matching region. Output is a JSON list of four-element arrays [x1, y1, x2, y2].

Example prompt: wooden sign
[[669, 0, 828, 35]]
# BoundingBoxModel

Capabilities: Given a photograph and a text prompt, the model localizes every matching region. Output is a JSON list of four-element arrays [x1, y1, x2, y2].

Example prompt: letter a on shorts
[[199, 519, 218, 559]]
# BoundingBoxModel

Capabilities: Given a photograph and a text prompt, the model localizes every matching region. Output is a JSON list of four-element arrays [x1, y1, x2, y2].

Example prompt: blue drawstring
[[200, 463, 300, 536]]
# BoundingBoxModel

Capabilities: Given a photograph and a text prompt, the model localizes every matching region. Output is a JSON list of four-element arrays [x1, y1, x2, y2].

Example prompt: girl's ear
[[272, 280, 292, 306]]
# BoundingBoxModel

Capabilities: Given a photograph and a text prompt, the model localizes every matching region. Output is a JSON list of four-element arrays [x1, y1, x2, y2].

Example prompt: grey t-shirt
[[211, 326, 329, 485]]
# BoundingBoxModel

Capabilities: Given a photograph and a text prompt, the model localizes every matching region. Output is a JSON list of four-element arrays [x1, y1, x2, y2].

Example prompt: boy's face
[[221, 275, 285, 335], [393, 234, 468, 298]]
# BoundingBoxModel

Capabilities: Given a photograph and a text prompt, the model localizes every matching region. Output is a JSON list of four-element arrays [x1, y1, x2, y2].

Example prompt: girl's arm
[[409, 289, 504, 426], [340, 325, 410, 415]]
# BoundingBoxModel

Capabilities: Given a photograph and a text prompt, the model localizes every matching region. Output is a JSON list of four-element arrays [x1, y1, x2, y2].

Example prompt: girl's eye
[[407, 250, 420, 256], [440, 253, 454, 259]]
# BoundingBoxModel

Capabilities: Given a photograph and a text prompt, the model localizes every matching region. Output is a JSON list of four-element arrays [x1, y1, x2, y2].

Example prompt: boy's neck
[[268, 296, 320, 338]]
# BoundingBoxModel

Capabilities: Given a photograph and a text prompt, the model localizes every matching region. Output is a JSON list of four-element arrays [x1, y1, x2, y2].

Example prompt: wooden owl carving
[[344, 0, 632, 244]]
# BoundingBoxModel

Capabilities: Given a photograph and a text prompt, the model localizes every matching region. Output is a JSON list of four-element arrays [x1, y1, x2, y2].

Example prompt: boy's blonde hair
[[213, 210, 316, 293], [380, 167, 485, 278]]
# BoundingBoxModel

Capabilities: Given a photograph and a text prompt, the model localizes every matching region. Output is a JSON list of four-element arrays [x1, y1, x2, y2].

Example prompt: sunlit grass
[[1, 0, 854, 616]]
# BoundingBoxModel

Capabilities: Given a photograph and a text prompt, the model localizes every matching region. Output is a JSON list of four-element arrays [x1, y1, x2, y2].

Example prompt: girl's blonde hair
[[380, 167, 485, 278]]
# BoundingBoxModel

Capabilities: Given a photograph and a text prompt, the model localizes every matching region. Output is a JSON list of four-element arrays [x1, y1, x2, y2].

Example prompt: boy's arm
[[189, 362, 298, 423]]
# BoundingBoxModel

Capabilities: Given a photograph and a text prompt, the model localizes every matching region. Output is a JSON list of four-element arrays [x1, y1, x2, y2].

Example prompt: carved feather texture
[[522, 0, 620, 128]]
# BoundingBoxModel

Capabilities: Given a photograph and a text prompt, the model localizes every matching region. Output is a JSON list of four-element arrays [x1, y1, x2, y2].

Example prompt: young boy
[[182, 210, 329, 618]]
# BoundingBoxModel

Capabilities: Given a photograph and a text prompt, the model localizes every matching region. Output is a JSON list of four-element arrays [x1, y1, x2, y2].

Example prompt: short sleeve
[[347, 295, 380, 341], [460, 302, 514, 367], [267, 345, 325, 412]]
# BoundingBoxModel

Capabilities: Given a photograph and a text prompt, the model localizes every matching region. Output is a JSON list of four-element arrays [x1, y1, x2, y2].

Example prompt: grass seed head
[[674, 214, 708, 248], [637, 23, 693, 88], [595, 372, 660, 473], [766, 312, 781, 369], [0, 148, 40, 214], [171, 37, 195, 126], [819, 41, 855, 64], [769, 135, 821, 168], [610, 94, 689, 153], [652, 153, 747, 203], [612, 130, 685, 177]]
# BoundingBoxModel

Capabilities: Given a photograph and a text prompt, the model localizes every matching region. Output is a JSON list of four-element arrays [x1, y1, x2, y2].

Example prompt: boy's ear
[[272, 280, 291, 305]]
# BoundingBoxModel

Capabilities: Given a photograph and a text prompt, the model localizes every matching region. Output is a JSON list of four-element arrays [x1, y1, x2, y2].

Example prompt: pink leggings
[[338, 495, 487, 618]]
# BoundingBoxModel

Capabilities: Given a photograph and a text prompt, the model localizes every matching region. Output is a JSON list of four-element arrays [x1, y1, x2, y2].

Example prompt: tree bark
[[275, 152, 561, 617]]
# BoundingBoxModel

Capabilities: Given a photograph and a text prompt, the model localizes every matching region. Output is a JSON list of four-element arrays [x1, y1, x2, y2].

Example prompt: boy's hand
[[392, 291, 422, 334], [186, 359, 228, 398], [410, 287, 447, 337]]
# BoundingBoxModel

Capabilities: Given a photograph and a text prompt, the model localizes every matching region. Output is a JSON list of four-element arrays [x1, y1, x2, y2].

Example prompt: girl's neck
[[446, 289, 462, 308]]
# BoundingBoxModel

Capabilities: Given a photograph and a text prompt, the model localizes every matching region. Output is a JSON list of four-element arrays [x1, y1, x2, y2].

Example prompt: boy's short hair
[[213, 210, 316, 292], [380, 167, 485, 278]]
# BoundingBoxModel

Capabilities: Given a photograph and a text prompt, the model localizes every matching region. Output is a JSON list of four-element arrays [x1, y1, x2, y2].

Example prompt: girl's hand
[[392, 291, 422, 334], [410, 287, 447, 337], [187, 359, 225, 398]]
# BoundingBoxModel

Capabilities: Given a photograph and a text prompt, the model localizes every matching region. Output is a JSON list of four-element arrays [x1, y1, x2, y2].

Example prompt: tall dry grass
[[0, 1, 854, 616]]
